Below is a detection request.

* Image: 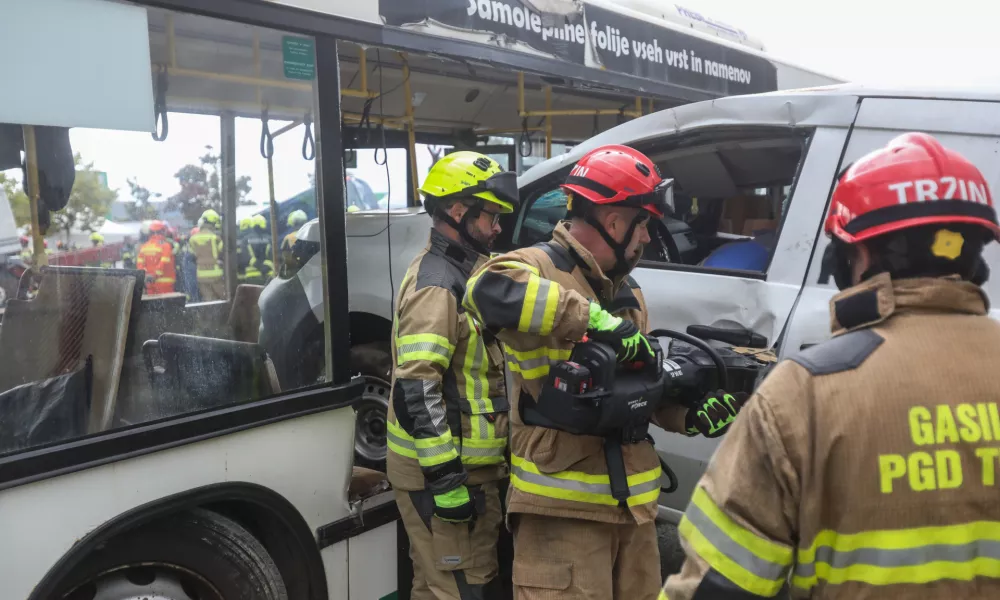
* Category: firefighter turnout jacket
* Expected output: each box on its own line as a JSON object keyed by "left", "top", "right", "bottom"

{"left": 386, "top": 229, "right": 509, "bottom": 494}
{"left": 463, "top": 222, "right": 687, "bottom": 525}
{"left": 137, "top": 234, "right": 176, "bottom": 293}
{"left": 662, "top": 273, "right": 1000, "bottom": 600}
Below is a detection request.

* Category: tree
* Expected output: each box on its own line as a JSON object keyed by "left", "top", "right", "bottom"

{"left": 167, "top": 145, "right": 252, "bottom": 224}
{"left": 50, "top": 154, "right": 118, "bottom": 240}
{"left": 0, "top": 172, "right": 29, "bottom": 227}
{"left": 126, "top": 178, "right": 161, "bottom": 221}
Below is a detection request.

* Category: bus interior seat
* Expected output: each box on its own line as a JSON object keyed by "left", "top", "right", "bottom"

{"left": 114, "top": 292, "right": 191, "bottom": 426}
{"left": 0, "top": 357, "right": 93, "bottom": 454}
{"left": 228, "top": 284, "right": 264, "bottom": 343}
{"left": 142, "top": 333, "right": 280, "bottom": 418}
{"left": 0, "top": 266, "right": 142, "bottom": 435}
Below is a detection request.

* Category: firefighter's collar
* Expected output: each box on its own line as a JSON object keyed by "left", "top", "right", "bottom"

{"left": 830, "top": 272, "right": 989, "bottom": 336}
{"left": 428, "top": 229, "right": 484, "bottom": 276}
{"left": 551, "top": 221, "right": 631, "bottom": 298}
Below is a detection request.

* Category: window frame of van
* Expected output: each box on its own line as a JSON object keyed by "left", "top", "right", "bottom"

{"left": 0, "top": 4, "right": 356, "bottom": 492}
{"left": 508, "top": 127, "right": 816, "bottom": 281}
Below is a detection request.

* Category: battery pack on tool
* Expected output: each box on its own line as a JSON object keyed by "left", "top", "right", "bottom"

{"left": 550, "top": 361, "right": 591, "bottom": 394}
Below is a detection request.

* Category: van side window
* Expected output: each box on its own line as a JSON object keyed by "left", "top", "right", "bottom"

{"left": 512, "top": 128, "right": 810, "bottom": 275}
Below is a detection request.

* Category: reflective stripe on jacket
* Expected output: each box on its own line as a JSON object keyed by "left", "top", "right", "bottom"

{"left": 663, "top": 274, "right": 1000, "bottom": 599}
{"left": 189, "top": 229, "right": 223, "bottom": 280}
{"left": 385, "top": 229, "right": 509, "bottom": 493}
{"left": 463, "top": 221, "right": 686, "bottom": 525}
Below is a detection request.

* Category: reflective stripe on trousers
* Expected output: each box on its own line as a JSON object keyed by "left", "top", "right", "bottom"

{"left": 678, "top": 486, "right": 792, "bottom": 596}
{"left": 509, "top": 453, "right": 661, "bottom": 508}
{"left": 794, "top": 521, "right": 1000, "bottom": 590}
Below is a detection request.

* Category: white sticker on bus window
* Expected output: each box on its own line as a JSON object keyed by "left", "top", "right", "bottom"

{"left": 0, "top": 0, "right": 153, "bottom": 132}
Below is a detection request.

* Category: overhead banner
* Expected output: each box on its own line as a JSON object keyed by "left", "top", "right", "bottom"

{"left": 380, "top": 0, "right": 587, "bottom": 65}
{"left": 379, "top": 0, "right": 777, "bottom": 97}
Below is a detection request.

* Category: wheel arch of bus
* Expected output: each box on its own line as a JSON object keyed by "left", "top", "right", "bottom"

{"left": 27, "top": 481, "right": 329, "bottom": 600}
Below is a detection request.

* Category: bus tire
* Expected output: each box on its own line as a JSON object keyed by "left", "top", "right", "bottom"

{"left": 57, "top": 508, "right": 288, "bottom": 600}
{"left": 351, "top": 341, "right": 392, "bottom": 472}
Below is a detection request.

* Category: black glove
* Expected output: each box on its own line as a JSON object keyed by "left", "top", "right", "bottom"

{"left": 685, "top": 390, "right": 748, "bottom": 438}
{"left": 433, "top": 485, "right": 475, "bottom": 523}
{"left": 587, "top": 303, "right": 655, "bottom": 365}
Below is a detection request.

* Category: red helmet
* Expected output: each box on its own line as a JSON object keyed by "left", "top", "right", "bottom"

{"left": 149, "top": 220, "right": 167, "bottom": 234}
{"left": 560, "top": 145, "right": 672, "bottom": 218}
{"left": 825, "top": 132, "right": 1000, "bottom": 244}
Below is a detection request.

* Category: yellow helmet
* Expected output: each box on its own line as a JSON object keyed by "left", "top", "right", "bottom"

{"left": 288, "top": 210, "right": 308, "bottom": 227}
{"left": 89, "top": 232, "right": 104, "bottom": 243}
{"left": 239, "top": 217, "right": 252, "bottom": 231}
{"left": 200, "top": 209, "right": 221, "bottom": 227}
{"left": 418, "top": 151, "right": 518, "bottom": 214}
{"left": 252, "top": 214, "right": 267, "bottom": 230}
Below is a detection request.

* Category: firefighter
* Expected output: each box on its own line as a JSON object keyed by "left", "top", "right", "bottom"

{"left": 463, "top": 145, "right": 746, "bottom": 600}
{"left": 189, "top": 209, "right": 225, "bottom": 301}
{"left": 89, "top": 232, "right": 104, "bottom": 248}
{"left": 121, "top": 236, "right": 137, "bottom": 269}
{"left": 280, "top": 209, "right": 308, "bottom": 278}
{"left": 661, "top": 132, "right": 1000, "bottom": 600}
{"left": 247, "top": 214, "right": 273, "bottom": 285}
{"left": 387, "top": 151, "right": 518, "bottom": 600}
{"left": 237, "top": 217, "right": 253, "bottom": 284}
{"left": 18, "top": 236, "right": 32, "bottom": 265}
{"left": 136, "top": 220, "right": 176, "bottom": 295}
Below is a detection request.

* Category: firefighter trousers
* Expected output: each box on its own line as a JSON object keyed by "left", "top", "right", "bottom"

{"left": 511, "top": 513, "right": 660, "bottom": 600}
{"left": 396, "top": 481, "right": 504, "bottom": 600}
{"left": 198, "top": 278, "right": 226, "bottom": 301}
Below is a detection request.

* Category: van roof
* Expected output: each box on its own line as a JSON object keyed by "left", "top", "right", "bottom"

{"left": 519, "top": 82, "right": 1000, "bottom": 186}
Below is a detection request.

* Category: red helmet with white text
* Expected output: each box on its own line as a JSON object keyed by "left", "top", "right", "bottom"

{"left": 561, "top": 144, "right": 673, "bottom": 218}
{"left": 825, "top": 132, "right": 1000, "bottom": 244}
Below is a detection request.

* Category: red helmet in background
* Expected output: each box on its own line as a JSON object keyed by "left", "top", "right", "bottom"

{"left": 149, "top": 220, "right": 167, "bottom": 234}
{"left": 560, "top": 144, "right": 673, "bottom": 218}
{"left": 825, "top": 132, "right": 1000, "bottom": 244}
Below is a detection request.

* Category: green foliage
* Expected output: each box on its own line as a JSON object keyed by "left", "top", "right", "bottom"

{"left": 0, "top": 171, "right": 30, "bottom": 227}
{"left": 126, "top": 178, "right": 161, "bottom": 221}
{"left": 167, "top": 145, "right": 252, "bottom": 224}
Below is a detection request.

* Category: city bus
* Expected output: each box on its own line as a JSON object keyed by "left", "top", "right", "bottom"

{"left": 0, "top": 0, "right": 841, "bottom": 598}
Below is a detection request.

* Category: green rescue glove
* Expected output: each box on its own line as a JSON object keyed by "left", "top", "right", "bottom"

{"left": 685, "top": 390, "right": 748, "bottom": 438}
{"left": 587, "top": 303, "right": 655, "bottom": 365}
{"left": 433, "top": 485, "right": 475, "bottom": 523}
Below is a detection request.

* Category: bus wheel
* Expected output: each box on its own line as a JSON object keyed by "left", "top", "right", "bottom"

{"left": 351, "top": 342, "right": 391, "bottom": 471}
{"left": 57, "top": 508, "right": 287, "bottom": 600}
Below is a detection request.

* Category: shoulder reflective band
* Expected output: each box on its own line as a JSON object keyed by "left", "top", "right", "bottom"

{"left": 793, "top": 521, "right": 1000, "bottom": 591}
{"left": 396, "top": 333, "right": 456, "bottom": 368}
{"left": 679, "top": 487, "right": 792, "bottom": 596}
{"left": 509, "top": 454, "right": 661, "bottom": 507}
{"left": 505, "top": 345, "right": 572, "bottom": 380}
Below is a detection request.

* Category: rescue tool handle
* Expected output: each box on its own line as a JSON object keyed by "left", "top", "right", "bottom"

{"left": 648, "top": 328, "right": 729, "bottom": 390}
{"left": 685, "top": 324, "right": 768, "bottom": 349}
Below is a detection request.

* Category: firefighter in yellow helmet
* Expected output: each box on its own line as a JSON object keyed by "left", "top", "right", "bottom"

{"left": 189, "top": 209, "right": 225, "bottom": 300}
{"left": 245, "top": 214, "right": 273, "bottom": 285}
{"left": 279, "top": 209, "right": 308, "bottom": 278}
{"left": 237, "top": 217, "right": 254, "bottom": 284}
{"left": 89, "top": 232, "right": 104, "bottom": 247}
{"left": 387, "top": 152, "right": 519, "bottom": 600}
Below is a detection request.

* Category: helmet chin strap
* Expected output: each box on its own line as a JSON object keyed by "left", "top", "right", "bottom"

{"left": 584, "top": 211, "right": 645, "bottom": 279}
{"left": 431, "top": 200, "right": 490, "bottom": 257}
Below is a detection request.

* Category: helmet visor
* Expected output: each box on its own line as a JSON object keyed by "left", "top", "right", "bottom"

{"left": 622, "top": 178, "right": 675, "bottom": 217}
{"left": 437, "top": 170, "right": 520, "bottom": 213}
